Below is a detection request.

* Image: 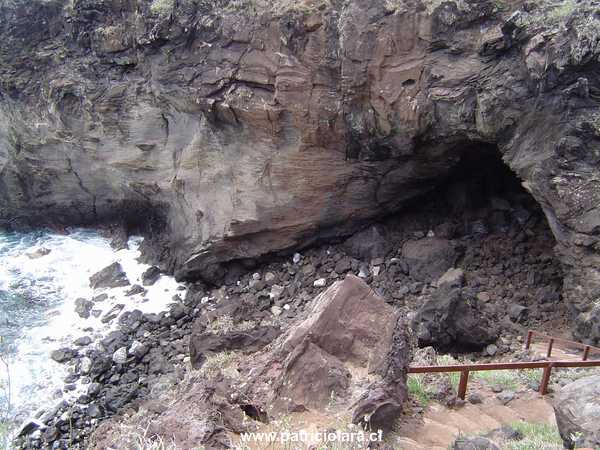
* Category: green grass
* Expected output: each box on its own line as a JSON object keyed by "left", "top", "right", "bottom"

{"left": 437, "top": 355, "right": 461, "bottom": 390}
{"left": 149, "top": 0, "right": 174, "bottom": 16}
{"left": 505, "top": 421, "right": 563, "bottom": 450}
{"left": 518, "top": 369, "right": 542, "bottom": 386}
{"left": 408, "top": 375, "right": 433, "bottom": 406}
{"left": 473, "top": 370, "right": 519, "bottom": 391}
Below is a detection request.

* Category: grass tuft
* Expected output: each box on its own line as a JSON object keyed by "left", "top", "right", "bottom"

{"left": 473, "top": 370, "right": 519, "bottom": 391}
{"left": 149, "top": 0, "right": 174, "bottom": 16}
{"left": 408, "top": 375, "right": 433, "bottom": 406}
{"left": 505, "top": 421, "right": 563, "bottom": 450}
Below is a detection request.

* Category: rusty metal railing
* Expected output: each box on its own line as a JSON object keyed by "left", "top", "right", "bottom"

{"left": 408, "top": 330, "right": 600, "bottom": 400}
{"left": 524, "top": 329, "right": 600, "bottom": 360}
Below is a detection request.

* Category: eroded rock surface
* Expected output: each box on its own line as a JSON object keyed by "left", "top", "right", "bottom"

{"left": 554, "top": 375, "right": 600, "bottom": 449}
{"left": 1, "top": 0, "right": 600, "bottom": 342}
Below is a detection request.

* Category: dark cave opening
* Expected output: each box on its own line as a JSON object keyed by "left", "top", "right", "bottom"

{"left": 388, "top": 143, "right": 566, "bottom": 352}
{"left": 410, "top": 143, "right": 541, "bottom": 228}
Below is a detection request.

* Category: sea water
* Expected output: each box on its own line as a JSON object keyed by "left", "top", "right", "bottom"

{"left": 0, "top": 228, "right": 185, "bottom": 443}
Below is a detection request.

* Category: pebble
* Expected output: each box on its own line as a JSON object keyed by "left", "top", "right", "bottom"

{"left": 477, "top": 292, "right": 491, "bottom": 302}
{"left": 485, "top": 344, "right": 498, "bottom": 356}
{"left": 80, "top": 357, "right": 92, "bottom": 375}
{"left": 112, "top": 347, "right": 128, "bottom": 365}
{"left": 270, "top": 285, "right": 285, "bottom": 299}
{"left": 313, "top": 278, "right": 327, "bottom": 287}
{"left": 497, "top": 391, "right": 516, "bottom": 405}
{"left": 468, "top": 392, "right": 483, "bottom": 404}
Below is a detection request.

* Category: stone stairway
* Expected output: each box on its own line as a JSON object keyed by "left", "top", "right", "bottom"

{"left": 396, "top": 394, "right": 556, "bottom": 450}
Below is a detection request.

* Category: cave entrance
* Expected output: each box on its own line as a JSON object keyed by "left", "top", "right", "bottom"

{"left": 396, "top": 143, "right": 565, "bottom": 351}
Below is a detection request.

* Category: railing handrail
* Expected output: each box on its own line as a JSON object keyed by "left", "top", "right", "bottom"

{"left": 407, "top": 330, "right": 600, "bottom": 399}
{"left": 408, "top": 359, "right": 600, "bottom": 373}
{"left": 525, "top": 330, "right": 600, "bottom": 359}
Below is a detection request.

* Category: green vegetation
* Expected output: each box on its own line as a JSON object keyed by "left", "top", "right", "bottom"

{"left": 473, "top": 370, "right": 519, "bottom": 391}
{"left": 437, "top": 354, "right": 461, "bottom": 390}
{"left": 149, "top": 0, "right": 175, "bottom": 16}
{"left": 408, "top": 375, "right": 433, "bottom": 406}
{"left": 198, "top": 351, "right": 239, "bottom": 380}
{"left": 544, "top": 0, "right": 577, "bottom": 23}
{"left": 223, "top": 0, "right": 330, "bottom": 16}
{"left": 518, "top": 368, "right": 541, "bottom": 386}
{"left": 206, "top": 315, "right": 256, "bottom": 334}
{"left": 505, "top": 421, "right": 563, "bottom": 450}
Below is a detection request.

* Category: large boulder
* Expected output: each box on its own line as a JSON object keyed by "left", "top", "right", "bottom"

{"left": 402, "top": 238, "right": 460, "bottom": 282}
{"left": 280, "top": 274, "right": 402, "bottom": 371}
{"left": 554, "top": 375, "right": 600, "bottom": 449}
{"left": 412, "top": 285, "right": 499, "bottom": 350}
{"left": 89, "top": 263, "right": 130, "bottom": 289}
{"left": 141, "top": 266, "right": 161, "bottom": 286}
{"left": 243, "top": 275, "right": 410, "bottom": 431}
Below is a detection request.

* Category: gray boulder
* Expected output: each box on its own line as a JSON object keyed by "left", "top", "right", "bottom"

{"left": 412, "top": 285, "right": 499, "bottom": 350}
{"left": 89, "top": 263, "right": 130, "bottom": 289}
{"left": 402, "top": 238, "right": 459, "bottom": 282}
{"left": 554, "top": 375, "right": 600, "bottom": 449}
{"left": 436, "top": 268, "right": 465, "bottom": 288}
{"left": 141, "top": 266, "right": 161, "bottom": 286}
{"left": 50, "top": 348, "right": 76, "bottom": 364}
{"left": 74, "top": 298, "right": 93, "bottom": 319}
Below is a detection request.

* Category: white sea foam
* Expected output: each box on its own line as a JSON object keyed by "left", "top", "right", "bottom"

{"left": 0, "top": 229, "right": 186, "bottom": 422}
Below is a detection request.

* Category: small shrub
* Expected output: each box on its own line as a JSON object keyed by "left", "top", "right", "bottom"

{"left": 199, "top": 351, "right": 239, "bottom": 380}
{"left": 149, "top": 0, "right": 174, "bottom": 16}
{"left": 207, "top": 315, "right": 256, "bottom": 334}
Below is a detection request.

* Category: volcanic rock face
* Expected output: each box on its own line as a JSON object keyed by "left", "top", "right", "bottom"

{"left": 1, "top": 0, "right": 600, "bottom": 340}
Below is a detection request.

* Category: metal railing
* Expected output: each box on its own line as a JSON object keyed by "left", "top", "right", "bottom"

{"left": 524, "top": 329, "right": 600, "bottom": 360}
{"left": 408, "top": 330, "right": 600, "bottom": 400}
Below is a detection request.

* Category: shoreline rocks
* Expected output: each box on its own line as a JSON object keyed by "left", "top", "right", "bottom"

{"left": 89, "top": 263, "right": 130, "bottom": 289}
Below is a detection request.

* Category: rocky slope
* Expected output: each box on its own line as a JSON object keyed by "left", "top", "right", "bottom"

{"left": 1, "top": 0, "right": 600, "bottom": 343}
{"left": 14, "top": 186, "right": 568, "bottom": 449}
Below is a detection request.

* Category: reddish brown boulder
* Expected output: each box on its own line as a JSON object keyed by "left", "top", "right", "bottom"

{"left": 243, "top": 275, "right": 410, "bottom": 430}
{"left": 281, "top": 274, "right": 400, "bottom": 371}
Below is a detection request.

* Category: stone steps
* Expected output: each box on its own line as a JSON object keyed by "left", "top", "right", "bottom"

{"left": 397, "top": 394, "right": 556, "bottom": 448}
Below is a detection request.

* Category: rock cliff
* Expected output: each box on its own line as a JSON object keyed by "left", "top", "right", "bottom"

{"left": 1, "top": 0, "right": 600, "bottom": 341}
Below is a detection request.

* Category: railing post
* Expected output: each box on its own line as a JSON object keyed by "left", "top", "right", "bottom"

{"left": 539, "top": 363, "right": 553, "bottom": 395}
{"left": 525, "top": 330, "right": 533, "bottom": 350}
{"left": 458, "top": 369, "right": 469, "bottom": 400}
{"left": 583, "top": 345, "right": 591, "bottom": 361}
{"left": 547, "top": 339, "right": 554, "bottom": 358}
